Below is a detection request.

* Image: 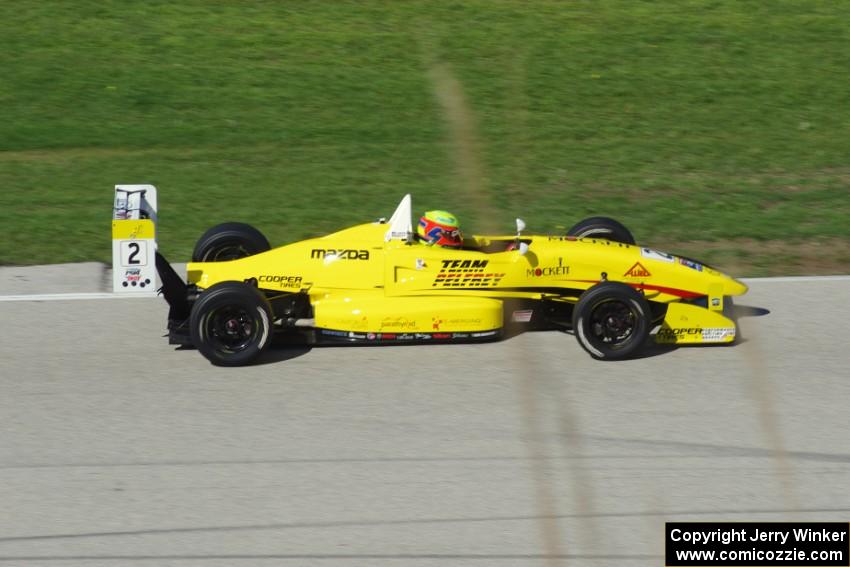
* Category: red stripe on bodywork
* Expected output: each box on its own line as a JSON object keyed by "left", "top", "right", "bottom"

{"left": 633, "top": 283, "right": 703, "bottom": 299}
{"left": 571, "top": 280, "right": 703, "bottom": 299}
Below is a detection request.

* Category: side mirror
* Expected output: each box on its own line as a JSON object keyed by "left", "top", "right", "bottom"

{"left": 515, "top": 219, "right": 528, "bottom": 255}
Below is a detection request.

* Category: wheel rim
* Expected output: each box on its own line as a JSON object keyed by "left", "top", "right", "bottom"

{"left": 587, "top": 298, "right": 639, "bottom": 348}
{"left": 203, "top": 305, "right": 258, "bottom": 354}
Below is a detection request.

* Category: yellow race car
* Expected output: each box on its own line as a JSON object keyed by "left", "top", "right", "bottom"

{"left": 154, "top": 195, "right": 747, "bottom": 365}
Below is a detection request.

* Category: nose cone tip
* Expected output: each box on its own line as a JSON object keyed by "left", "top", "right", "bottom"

{"left": 729, "top": 278, "right": 748, "bottom": 296}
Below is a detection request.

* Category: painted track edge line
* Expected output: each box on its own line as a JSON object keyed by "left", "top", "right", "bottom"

{"left": 740, "top": 275, "right": 850, "bottom": 283}
{"left": 0, "top": 292, "right": 156, "bottom": 302}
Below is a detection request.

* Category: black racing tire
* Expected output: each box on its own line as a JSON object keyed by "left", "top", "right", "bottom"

{"left": 191, "top": 222, "right": 271, "bottom": 262}
{"left": 189, "top": 281, "right": 273, "bottom": 366}
{"left": 567, "top": 216, "right": 635, "bottom": 245}
{"left": 572, "top": 282, "right": 650, "bottom": 360}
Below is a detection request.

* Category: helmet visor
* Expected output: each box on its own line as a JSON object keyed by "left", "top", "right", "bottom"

{"left": 438, "top": 227, "right": 463, "bottom": 246}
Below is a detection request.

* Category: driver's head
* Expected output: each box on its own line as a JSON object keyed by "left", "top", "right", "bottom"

{"left": 417, "top": 210, "right": 463, "bottom": 248}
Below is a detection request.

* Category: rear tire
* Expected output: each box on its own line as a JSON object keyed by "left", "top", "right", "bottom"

{"left": 567, "top": 217, "right": 635, "bottom": 245}
{"left": 572, "top": 282, "right": 650, "bottom": 360}
{"left": 192, "top": 222, "right": 271, "bottom": 262}
{"left": 190, "top": 282, "right": 273, "bottom": 366}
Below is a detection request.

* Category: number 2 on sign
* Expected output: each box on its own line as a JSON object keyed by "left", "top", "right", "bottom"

{"left": 120, "top": 240, "right": 147, "bottom": 267}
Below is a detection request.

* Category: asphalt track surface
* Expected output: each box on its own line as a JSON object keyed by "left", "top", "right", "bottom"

{"left": 1, "top": 272, "right": 849, "bottom": 566}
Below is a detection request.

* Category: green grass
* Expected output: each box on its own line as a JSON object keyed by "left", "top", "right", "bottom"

{"left": 1, "top": 1, "right": 849, "bottom": 275}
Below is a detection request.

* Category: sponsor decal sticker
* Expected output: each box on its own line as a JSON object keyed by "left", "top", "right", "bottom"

{"left": 656, "top": 327, "right": 735, "bottom": 342}
{"left": 702, "top": 327, "right": 735, "bottom": 342}
{"left": 527, "top": 257, "right": 570, "bottom": 277}
{"left": 348, "top": 332, "right": 366, "bottom": 339}
{"left": 337, "top": 316, "right": 369, "bottom": 330}
{"left": 657, "top": 327, "right": 702, "bottom": 339}
{"left": 415, "top": 333, "right": 432, "bottom": 340}
{"left": 397, "top": 333, "right": 414, "bottom": 340}
{"left": 320, "top": 329, "right": 348, "bottom": 337}
{"left": 678, "top": 258, "right": 703, "bottom": 272}
{"left": 433, "top": 333, "right": 451, "bottom": 339}
{"left": 452, "top": 333, "right": 470, "bottom": 339}
{"left": 528, "top": 266, "right": 570, "bottom": 277}
{"left": 311, "top": 248, "right": 370, "bottom": 260}
{"left": 367, "top": 333, "right": 376, "bottom": 340}
{"left": 641, "top": 248, "right": 675, "bottom": 263}
{"left": 471, "top": 330, "right": 498, "bottom": 338}
{"left": 378, "top": 333, "right": 396, "bottom": 340}
{"left": 380, "top": 317, "right": 416, "bottom": 330}
{"left": 447, "top": 317, "right": 482, "bottom": 325}
{"left": 624, "top": 262, "right": 651, "bottom": 278}
{"left": 122, "top": 268, "right": 151, "bottom": 288}
{"left": 511, "top": 309, "right": 534, "bottom": 323}
{"left": 258, "top": 275, "right": 303, "bottom": 288}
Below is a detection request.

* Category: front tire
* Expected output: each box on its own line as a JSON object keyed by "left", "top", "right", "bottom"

{"left": 192, "top": 222, "right": 271, "bottom": 262}
{"left": 190, "top": 282, "right": 273, "bottom": 366}
{"left": 567, "top": 217, "right": 635, "bottom": 245}
{"left": 572, "top": 282, "right": 650, "bottom": 360}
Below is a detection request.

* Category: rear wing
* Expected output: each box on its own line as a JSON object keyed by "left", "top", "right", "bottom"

{"left": 111, "top": 184, "right": 158, "bottom": 294}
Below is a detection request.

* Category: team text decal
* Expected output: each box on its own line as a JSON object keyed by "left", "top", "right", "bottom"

{"left": 433, "top": 259, "right": 505, "bottom": 288}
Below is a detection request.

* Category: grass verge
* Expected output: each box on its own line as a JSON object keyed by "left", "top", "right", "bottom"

{"left": 1, "top": 1, "right": 848, "bottom": 275}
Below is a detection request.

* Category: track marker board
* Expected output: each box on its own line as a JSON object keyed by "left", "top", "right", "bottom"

{"left": 112, "top": 185, "right": 158, "bottom": 294}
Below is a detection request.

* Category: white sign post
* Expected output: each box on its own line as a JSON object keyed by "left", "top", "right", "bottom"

{"left": 112, "top": 185, "right": 158, "bottom": 294}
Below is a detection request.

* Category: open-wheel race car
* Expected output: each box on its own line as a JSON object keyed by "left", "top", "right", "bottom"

{"left": 150, "top": 194, "right": 747, "bottom": 366}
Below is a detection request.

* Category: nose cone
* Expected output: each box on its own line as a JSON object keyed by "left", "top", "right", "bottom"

{"left": 703, "top": 264, "right": 748, "bottom": 296}
{"left": 725, "top": 276, "right": 748, "bottom": 296}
